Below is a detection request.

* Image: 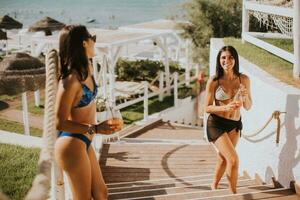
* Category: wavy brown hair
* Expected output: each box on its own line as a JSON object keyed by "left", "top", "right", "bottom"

{"left": 59, "top": 25, "right": 91, "bottom": 81}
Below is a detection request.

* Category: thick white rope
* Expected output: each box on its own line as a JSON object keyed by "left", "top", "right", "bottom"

{"left": 242, "top": 111, "right": 284, "bottom": 139}
{"left": 24, "top": 49, "right": 59, "bottom": 200}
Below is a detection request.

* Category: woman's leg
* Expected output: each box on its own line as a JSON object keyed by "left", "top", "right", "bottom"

{"left": 211, "top": 152, "right": 226, "bottom": 189}
{"left": 55, "top": 137, "right": 92, "bottom": 200}
{"left": 213, "top": 132, "right": 239, "bottom": 193}
{"left": 212, "top": 130, "right": 240, "bottom": 189}
{"left": 88, "top": 146, "right": 108, "bottom": 200}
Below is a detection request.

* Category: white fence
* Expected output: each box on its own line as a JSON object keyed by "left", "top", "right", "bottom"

{"left": 242, "top": 0, "right": 300, "bottom": 78}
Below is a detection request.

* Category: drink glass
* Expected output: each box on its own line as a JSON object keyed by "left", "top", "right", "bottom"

{"left": 106, "top": 106, "right": 124, "bottom": 130}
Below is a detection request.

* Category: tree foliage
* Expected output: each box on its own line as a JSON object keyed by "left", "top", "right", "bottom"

{"left": 181, "top": 0, "right": 266, "bottom": 66}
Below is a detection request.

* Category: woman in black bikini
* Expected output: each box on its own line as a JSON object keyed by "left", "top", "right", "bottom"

{"left": 54, "top": 25, "right": 122, "bottom": 200}
{"left": 204, "top": 46, "right": 252, "bottom": 193}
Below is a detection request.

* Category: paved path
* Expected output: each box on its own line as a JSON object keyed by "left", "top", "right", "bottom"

{"left": 0, "top": 109, "right": 43, "bottom": 129}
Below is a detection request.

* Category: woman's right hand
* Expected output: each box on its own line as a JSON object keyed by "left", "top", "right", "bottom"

{"left": 96, "top": 119, "right": 123, "bottom": 135}
{"left": 224, "top": 101, "right": 240, "bottom": 112}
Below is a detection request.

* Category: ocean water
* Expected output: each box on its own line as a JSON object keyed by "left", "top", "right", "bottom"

{"left": 0, "top": 0, "right": 186, "bottom": 29}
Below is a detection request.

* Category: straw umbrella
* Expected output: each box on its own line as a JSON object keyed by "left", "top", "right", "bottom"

{"left": 0, "top": 29, "right": 7, "bottom": 40}
{"left": 0, "top": 29, "right": 8, "bottom": 54}
{"left": 0, "top": 52, "right": 45, "bottom": 135}
{"left": 0, "top": 15, "right": 23, "bottom": 30}
{"left": 0, "top": 15, "right": 22, "bottom": 54}
{"left": 29, "top": 17, "right": 65, "bottom": 35}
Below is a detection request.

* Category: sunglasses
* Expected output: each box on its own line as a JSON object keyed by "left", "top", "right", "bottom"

{"left": 87, "top": 34, "right": 96, "bottom": 42}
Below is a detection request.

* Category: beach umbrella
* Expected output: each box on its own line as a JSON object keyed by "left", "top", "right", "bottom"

{"left": 0, "top": 52, "right": 45, "bottom": 136}
{"left": 29, "top": 17, "right": 65, "bottom": 34}
{"left": 0, "top": 52, "right": 45, "bottom": 95}
{"left": 0, "top": 15, "right": 23, "bottom": 30}
{"left": 0, "top": 29, "right": 8, "bottom": 40}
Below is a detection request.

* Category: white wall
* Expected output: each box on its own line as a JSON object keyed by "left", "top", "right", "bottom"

{"left": 210, "top": 38, "right": 300, "bottom": 187}
{"left": 160, "top": 97, "right": 199, "bottom": 126}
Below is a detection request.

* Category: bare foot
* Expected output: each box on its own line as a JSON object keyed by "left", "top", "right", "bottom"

{"left": 211, "top": 183, "right": 218, "bottom": 190}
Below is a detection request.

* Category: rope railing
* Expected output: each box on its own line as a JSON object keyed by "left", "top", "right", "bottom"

{"left": 24, "top": 49, "right": 59, "bottom": 199}
{"left": 242, "top": 110, "right": 286, "bottom": 144}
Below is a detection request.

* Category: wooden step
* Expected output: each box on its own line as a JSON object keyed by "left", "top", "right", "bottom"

{"left": 107, "top": 174, "right": 217, "bottom": 188}
{"left": 194, "top": 188, "right": 296, "bottom": 200}
{"left": 100, "top": 143, "right": 217, "bottom": 184}
{"left": 108, "top": 175, "right": 250, "bottom": 193}
{"left": 108, "top": 180, "right": 264, "bottom": 200}
{"left": 125, "top": 121, "right": 204, "bottom": 140}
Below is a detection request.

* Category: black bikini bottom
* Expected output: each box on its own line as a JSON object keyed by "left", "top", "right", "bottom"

{"left": 206, "top": 114, "right": 242, "bottom": 142}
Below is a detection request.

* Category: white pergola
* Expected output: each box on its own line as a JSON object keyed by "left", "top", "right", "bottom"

{"left": 89, "top": 27, "right": 184, "bottom": 106}
{"left": 119, "top": 19, "right": 192, "bottom": 84}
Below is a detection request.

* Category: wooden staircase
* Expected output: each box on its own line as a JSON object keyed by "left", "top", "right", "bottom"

{"left": 99, "top": 121, "right": 298, "bottom": 200}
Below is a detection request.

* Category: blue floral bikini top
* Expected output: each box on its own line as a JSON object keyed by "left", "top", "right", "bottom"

{"left": 74, "top": 76, "right": 98, "bottom": 108}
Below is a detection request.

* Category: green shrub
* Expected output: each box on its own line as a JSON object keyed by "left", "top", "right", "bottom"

{"left": 116, "top": 59, "right": 184, "bottom": 82}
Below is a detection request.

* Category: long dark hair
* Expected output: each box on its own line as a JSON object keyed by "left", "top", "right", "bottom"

{"left": 59, "top": 25, "right": 91, "bottom": 81}
{"left": 213, "top": 45, "right": 240, "bottom": 81}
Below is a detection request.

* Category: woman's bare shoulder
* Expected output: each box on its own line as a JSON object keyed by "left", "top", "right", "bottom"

{"left": 60, "top": 72, "right": 81, "bottom": 90}
{"left": 240, "top": 73, "right": 250, "bottom": 83}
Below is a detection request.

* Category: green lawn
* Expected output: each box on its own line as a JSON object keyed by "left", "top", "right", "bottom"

{"left": 0, "top": 94, "right": 19, "bottom": 102}
{"left": 261, "top": 38, "right": 293, "bottom": 53}
{"left": 16, "top": 97, "right": 45, "bottom": 116}
{"left": 121, "top": 95, "right": 174, "bottom": 124}
{"left": 0, "top": 144, "right": 40, "bottom": 200}
{"left": 0, "top": 118, "right": 43, "bottom": 137}
{"left": 121, "top": 85, "right": 194, "bottom": 124}
{"left": 224, "top": 37, "right": 300, "bottom": 89}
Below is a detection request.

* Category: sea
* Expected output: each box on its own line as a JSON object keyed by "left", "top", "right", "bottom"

{"left": 0, "top": 0, "right": 187, "bottom": 29}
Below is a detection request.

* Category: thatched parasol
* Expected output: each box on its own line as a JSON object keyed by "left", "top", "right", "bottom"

{"left": 0, "top": 29, "right": 7, "bottom": 40}
{"left": 28, "top": 17, "right": 65, "bottom": 34}
{"left": 0, "top": 53, "right": 45, "bottom": 95}
{"left": 0, "top": 15, "right": 23, "bottom": 30}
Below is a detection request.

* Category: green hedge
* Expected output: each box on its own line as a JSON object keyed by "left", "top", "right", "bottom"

{"left": 116, "top": 59, "right": 184, "bottom": 82}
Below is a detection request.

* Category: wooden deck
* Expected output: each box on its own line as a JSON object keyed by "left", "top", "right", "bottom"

{"left": 99, "top": 121, "right": 298, "bottom": 199}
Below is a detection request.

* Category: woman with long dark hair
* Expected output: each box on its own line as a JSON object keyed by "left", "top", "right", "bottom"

{"left": 54, "top": 25, "right": 122, "bottom": 199}
{"left": 204, "top": 46, "right": 252, "bottom": 193}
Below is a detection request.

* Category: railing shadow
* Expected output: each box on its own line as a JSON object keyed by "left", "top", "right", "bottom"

{"left": 278, "top": 94, "right": 300, "bottom": 186}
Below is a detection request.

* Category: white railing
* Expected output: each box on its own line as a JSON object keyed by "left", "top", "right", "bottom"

{"left": 113, "top": 72, "right": 188, "bottom": 120}
{"left": 242, "top": 0, "right": 300, "bottom": 78}
{"left": 96, "top": 71, "right": 194, "bottom": 144}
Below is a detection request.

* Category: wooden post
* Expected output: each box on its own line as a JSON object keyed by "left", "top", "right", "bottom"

{"left": 293, "top": 0, "right": 300, "bottom": 79}
{"left": 164, "top": 38, "right": 171, "bottom": 95}
{"left": 51, "top": 159, "right": 65, "bottom": 200}
{"left": 174, "top": 72, "right": 178, "bottom": 107}
{"left": 108, "top": 50, "right": 115, "bottom": 107}
{"left": 92, "top": 57, "right": 98, "bottom": 81}
{"left": 185, "top": 40, "right": 190, "bottom": 86}
{"left": 159, "top": 71, "right": 164, "bottom": 101}
{"left": 34, "top": 90, "right": 40, "bottom": 107}
{"left": 242, "top": 0, "right": 249, "bottom": 43}
{"left": 143, "top": 82, "right": 148, "bottom": 121}
{"left": 22, "top": 92, "right": 30, "bottom": 135}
